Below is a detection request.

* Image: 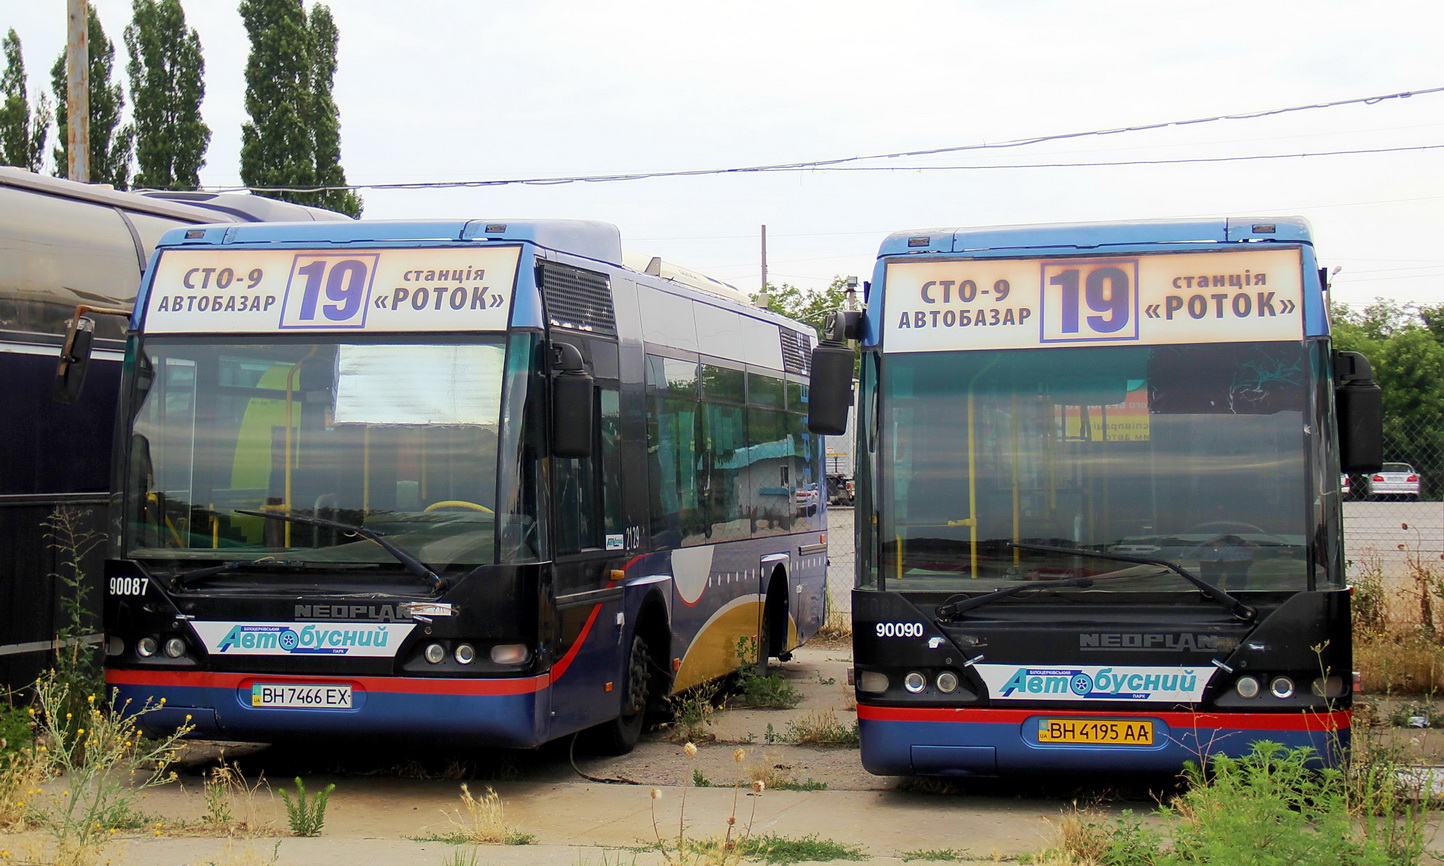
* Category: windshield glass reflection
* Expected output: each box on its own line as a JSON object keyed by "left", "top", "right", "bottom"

{"left": 876, "top": 342, "right": 1312, "bottom": 593}
{"left": 126, "top": 336, "right": 525, "bottom": 572}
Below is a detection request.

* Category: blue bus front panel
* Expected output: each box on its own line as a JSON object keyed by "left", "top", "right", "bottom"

{"left": 857, "top": 705, "right": 1350, "bottom": 776}
{"left": 851, "top": 589, "right": 1353, "bottom": 776}
{"left": 107, "top": 668, "right": 551, "bottom": 747}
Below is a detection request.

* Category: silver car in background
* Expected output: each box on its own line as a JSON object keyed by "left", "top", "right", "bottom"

{"left": 1364, "top": 462, "right": 1421, "bottom": 500}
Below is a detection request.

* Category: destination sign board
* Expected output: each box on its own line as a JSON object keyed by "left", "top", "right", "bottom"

{"left": 882, "top": 248, "right": 1304, "bottom": 352}
{"left": 143, "top": 245, "right": 521, "bottom": 333}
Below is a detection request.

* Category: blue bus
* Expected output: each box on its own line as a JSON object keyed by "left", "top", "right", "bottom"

{"left": 0, "top": 167, "right": 343, "bottom": 690}
{"left": 83, "top": 218, "right": 827, "bottom": 751}
{"left": 808, "top": 217, "right": 1381, "bottom": 775}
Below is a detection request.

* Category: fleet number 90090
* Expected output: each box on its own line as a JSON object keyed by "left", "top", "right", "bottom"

{"left": 876, "top": 622, "right": 924, "bottom": 638}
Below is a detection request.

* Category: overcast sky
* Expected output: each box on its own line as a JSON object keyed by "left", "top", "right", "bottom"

{"left": 8, "top": 1, "right": 1442, "bottom": 309}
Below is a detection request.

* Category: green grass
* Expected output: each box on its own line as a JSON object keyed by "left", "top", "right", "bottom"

{"left": 899, "top": 850, "right": 968, "bottom": 862}
{"left": 736, "top": 833, "right": 868, "bottom": 864}
{"left": 768, "top": 778, "right": 827, "bottom": 791}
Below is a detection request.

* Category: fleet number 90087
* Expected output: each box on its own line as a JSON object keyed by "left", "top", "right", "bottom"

{"left": 109, "top": 577, "right": 149, "bottom": 596}
{"left": 876, "top": 622, "right": 924, "bottom": 638}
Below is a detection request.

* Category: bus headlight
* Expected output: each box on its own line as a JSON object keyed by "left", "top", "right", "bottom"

{"left": 163, "top": 637, "right": 187, "bottom": 659}
{"left": 935, "top": 671, "right": 960, "bottom": 693}
{"left": 1311, "top": 676, "right": 1346, "bottom": 698}
{"left": 1270, "top": 676, "right": 1295, "bottom": 699}
{"left": 857, "top": 671, "right": 888, "bottom": 693}
{"left": 136, "top": 636, "right": 158, "bottom": 658}
{"left": 903, "top": 671, "right": 927, "bottom": 693}
{"left": 1234, "top": 675, "right": 1260, "bottom": 699}
{"left": 105, "top": 636, "right": 124, "bottom": 657}
{"left": 454, "top": 643, "right": 476, "bottom": 665}
{"left": 424, "top": 643, "right": 446, "bottom": 664}
{"left": 490, "top": 644, "right": 530, "bottom": 665}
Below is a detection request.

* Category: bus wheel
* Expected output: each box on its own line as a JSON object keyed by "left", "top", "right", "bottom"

{"left": 756, "top": 578, "right": 786, "bottom": 677}
{"left": 592, "top": 633, "right": 653, "bottom": 755}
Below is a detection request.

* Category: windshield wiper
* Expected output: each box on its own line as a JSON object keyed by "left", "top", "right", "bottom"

{"left": 1004, "top": 542, "right": 1256, "bottom": 622}
{"left": 937, "top": 574, "right": 1101, "bottom": 619}
{"left": 235, "top": 510, "right": 445, "bottom": 592}
{"left": 170, "top": 558, "right": 379, "bottom": 589}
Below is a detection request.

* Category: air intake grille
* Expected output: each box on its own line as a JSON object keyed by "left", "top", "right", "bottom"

{"left": 538, "top": 261, "right": 616, "bottom": 336}
{"left": 780, "top": 329, "right": 812, "bottom": 374}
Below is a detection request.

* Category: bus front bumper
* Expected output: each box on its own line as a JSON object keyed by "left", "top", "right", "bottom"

{"left": 856, "top": 705, "right": 1351, "bottom": 776}
{"left": 105, "top": 668, "right": 551, "bottom": 748}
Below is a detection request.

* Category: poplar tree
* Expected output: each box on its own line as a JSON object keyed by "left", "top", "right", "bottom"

{"left": 239, "top": 0, "right": 361, "bottom": 217}
{"left": 125, "top": 0, "right": 210, "bottom": 190}
{"left": 51, "top": 7, "right": 133, "bottom": 188}
{"left": 0, "top": 29, "right": 50, "bottom": 172}
{"left": 306, "top": 5, "right": 361, "bottom": 216}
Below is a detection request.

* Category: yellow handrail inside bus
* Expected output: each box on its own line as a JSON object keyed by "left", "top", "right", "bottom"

{"left": 282, "top": 348, "right": 319, "bottom": 546}
{"left": 963, "top": 359, "right": 997, "bottom": 578}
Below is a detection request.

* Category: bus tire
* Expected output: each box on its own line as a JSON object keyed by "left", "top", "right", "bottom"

{"left": 591, "top": 633, "right": 654, "bottom": 755}
{"left": 756, "top": 574, "right": 788, "bottom": 677}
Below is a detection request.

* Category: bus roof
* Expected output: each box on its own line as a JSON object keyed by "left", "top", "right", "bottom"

{"left": 162, "top": 219, "right": 750, "bottom": 301}
{"left": 877, "top": 216, "right": 1312, "bottom": 258}
{"left": 0, "top": 166, "right": 347, "bottom": 224}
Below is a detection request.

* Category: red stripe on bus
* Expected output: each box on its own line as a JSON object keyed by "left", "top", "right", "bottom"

{"left": 106, "top": 668, "right": 550, "bottom": 696}
{"left": 856, "top": 704, "right": 1351, "bottom": 732}
{"left": 550, "top": 603, "right": 603, "bottom": 684}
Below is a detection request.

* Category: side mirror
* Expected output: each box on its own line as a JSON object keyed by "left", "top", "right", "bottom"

{"left": 1334, "top": 350, "right": 1382, "bottom": 473}
{"left": 808, "top": 310, "right": 861, "bottom": 435}
{"left": 54, "top": 316, "right": 97, "bottom": 404}
{"left": 551, "top": 342, "right": 594, "bottom": 459}
{"left": 808, "top": 343, "right": 854, "bottom": 435}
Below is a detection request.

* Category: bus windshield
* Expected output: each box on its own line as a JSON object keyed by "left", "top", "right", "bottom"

{"left": 876, "top": 340, "right": 1314, "bottom": 593}
{"left": 124, "top": 335, "right": 528, "bottom": 573}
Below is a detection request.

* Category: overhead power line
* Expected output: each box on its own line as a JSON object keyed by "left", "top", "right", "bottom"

{"left": 204, "top": 85, "right": 1444, "bottom": 195}
{"left": 807, "top": 143, "right": 1444, "bottom": 172}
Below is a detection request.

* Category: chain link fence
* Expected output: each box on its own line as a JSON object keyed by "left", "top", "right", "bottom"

{"left": 1345, "top": 415, "right": 1444, "bottom": 626}
{"left": 825, "top": 506, "right": 856, "bottom": 627}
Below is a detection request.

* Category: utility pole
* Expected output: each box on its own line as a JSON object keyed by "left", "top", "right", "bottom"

{"left": 66, "top": 0, "right": 90, "bottom": 182}
{"left": 757, "top": 224, "right": 769, "bottom": 308}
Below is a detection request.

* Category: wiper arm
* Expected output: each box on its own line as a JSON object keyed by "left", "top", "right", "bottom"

{"left": 1008, "top": 542, "right": 1256, "bottom": 623}
{"left": 171, "top": 558, "right": 379, "bottom": 589}
{"left": 172, "top": 557, "right": 299, "bottom": 588}
{"left": 937, "top": 574, "right": 1098, "bottom": 619}
{"left": 235, "top": 510, "right": 445, "bottom": 592}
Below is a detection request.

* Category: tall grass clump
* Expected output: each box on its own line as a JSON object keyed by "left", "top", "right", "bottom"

{"left": 732, "top": 638, "right": 802, "bottom": 709}
{"left": 1040, "top": 742, "right": 1430, "bottom": 865}
{"left": 13, "top": 673, "right": 192, "bottom": 866}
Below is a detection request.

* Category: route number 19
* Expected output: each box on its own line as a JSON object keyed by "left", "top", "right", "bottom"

{"left": 279, "top": 253, "right": 379, "bottom": 329}
{"left": 1040, "top": 259, "right": 1139, "bottom": 343}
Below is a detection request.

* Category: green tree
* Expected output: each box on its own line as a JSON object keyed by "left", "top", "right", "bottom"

{"left": 50, "top": 7, "right": 133, "bottom": 188}
{"left": 751, "top": 276, "right": 857, "bottom": 338}
{"left": 1332, "top": 298, "right": 1444, "bottom": 497}
{"left": 239, "top": 0, "right": 361, "bottom": 217}
{"left": 125, "top": 0, "right": 209, "bottom": 190}
{"left": 0, "top": 28, "right": 50, "bottom": 172}
{"left": 305, "top": 5, "right": 360, "bottom": 216}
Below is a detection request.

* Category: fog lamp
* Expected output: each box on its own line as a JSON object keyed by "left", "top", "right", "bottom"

{"left": 490, "top": 643, "right": 530, "bottom": 665}
{"left": 1234, "top": 675, "right": 1260, "bottom": 699}
{"left": 1270, "top": 676, "right": 1296, "bottom": 699}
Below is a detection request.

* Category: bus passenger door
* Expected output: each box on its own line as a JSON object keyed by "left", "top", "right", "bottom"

{"left": 548, "top": 357, "right": 631, "bottom": 736}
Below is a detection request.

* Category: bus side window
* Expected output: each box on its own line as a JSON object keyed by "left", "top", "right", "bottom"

{"left": 554, "top": 384, "right": 620, "bottom": 556}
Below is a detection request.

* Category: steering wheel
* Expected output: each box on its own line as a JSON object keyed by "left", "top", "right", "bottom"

{"left": 424, "top": 500, "right": 493, "bottom": 514}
